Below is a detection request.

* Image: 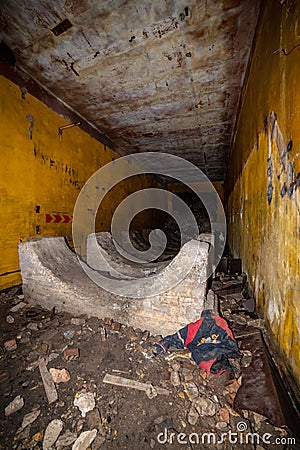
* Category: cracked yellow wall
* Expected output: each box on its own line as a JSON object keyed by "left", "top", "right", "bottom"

{"left": 0, "top": 76, "right": 155, "bottom": 290}
{"left": 227, "top": 0, "right": 300, "bottom": 386}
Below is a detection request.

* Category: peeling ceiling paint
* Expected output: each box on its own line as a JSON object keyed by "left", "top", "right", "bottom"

{"left": 0, "top": 0, "right": 261, "bottom": 180}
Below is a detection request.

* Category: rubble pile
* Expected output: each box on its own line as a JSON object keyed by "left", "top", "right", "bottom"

{"left": 0, "top": 279, "right": 295, "bottom": 449}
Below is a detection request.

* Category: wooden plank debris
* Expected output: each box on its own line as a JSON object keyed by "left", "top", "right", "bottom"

{"left": 103, "top": 373, "right": 170, "bottom": 396}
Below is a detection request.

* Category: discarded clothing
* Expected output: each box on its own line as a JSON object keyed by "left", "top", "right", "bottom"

{"left": 153, "top": 310, "right": 241, "bottom": 375}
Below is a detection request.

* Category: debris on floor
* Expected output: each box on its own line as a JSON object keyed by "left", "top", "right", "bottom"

{"left": 0, "top": 279, "right": 297, "bottom": 449}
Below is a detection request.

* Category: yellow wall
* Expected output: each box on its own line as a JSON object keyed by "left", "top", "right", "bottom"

{"left": 226, "top": 0, "right": 300, "bottom": 387}
{"left": 0, "top": 75, "right": 155, "bottom": 290}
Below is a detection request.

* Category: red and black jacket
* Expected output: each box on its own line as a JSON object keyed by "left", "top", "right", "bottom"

{"left": 155, "top": 310, "right": 241, "bottom": 375}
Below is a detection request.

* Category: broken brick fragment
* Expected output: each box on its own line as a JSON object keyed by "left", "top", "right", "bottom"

{"left": 218, "top": 407, "right": 230, "bottom": 424}
{"left": 63, "top": 347, "right": 79, "bottom": 360}
{"left": 4, "top": 339, "right": 17, "bottom": 351}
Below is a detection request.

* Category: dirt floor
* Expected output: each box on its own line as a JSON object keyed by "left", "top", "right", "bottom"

{"left": 0, "top": 275, "right": 297, "bottom": 450}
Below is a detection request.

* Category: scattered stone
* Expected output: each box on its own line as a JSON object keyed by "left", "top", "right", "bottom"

{"left": 49, "top": 368, "right": 70, "bottom": 383}
{"left": 76, "top": 419, "right": 85, "bottom": 433}
{"left": 145, "top": 384, "right": 158, "bottom": 399}
{"left": 187, "top": 406, "right": 199, "bottom": 425}
{"left": 43, "top": 419, "right": 64, "bottom": 449}
{"left": 10, "top": 301, "right": 27, "bottom": 312}
{"left": 247, "top": 318, "right": 265, "bottom": 329}
{"left": 99, "top": 327, "right": 107, "bottom": 342}
{"left": 218, "top": 407, "right": 230, "bottom": 424}
{"left": 27, "top": 322, "right": 39, "bottom": 331}
{"left": 64, "top": 347, "right": 79, "bottom": 360}
{"left": 56, "top": 430, "right": 77, "bottom": 449}
{"left": 5, "top": 395, "right": 24, "bottom": 416}
{"left": 72, "top": 429, "right": 97, "bottom": 450}
{"left": 71, "top": 318, "right": 85, "bottom": 326}
{"left": 226, "top": 392, "right": 236, "bottom": 406}
{"left": 111, "top": 321, "right": 121, "bottom": 332}
{"left": 6, "top": 315, "right": 15, "bottom": 323}
{"left": 91, "top": 435, "right": 106, "bottom": 449}
{"left": 216, "top": 421, "right": 228, "bottom": 430}
{"left": 171, "top": 361, "right": 181, "bottom": 371}
{"left": 38, "top": 357, "right": 58, "bottom": 404}
{"left": 193, "top": 397, "right": 216, "bottom": 417}
{"left": 170, "top": 370, "right": 180, "bottom": 387}
{"left": 4, "top": 339, "right": 17, "bottom": 351}
{"left": 35, "top": 343, "right": 49, "bottom": 354}
{"left": 103, "top": 317, "right": 113, "bottom": 326}
{"left": 182, "top": 368, "right": 194, "bottom": 382}
{"left": 17, "top": 294, "right": 25, "bottom": 300}
{"left": 142, "top": 330, "right": 150, "bottom": 341}
{"left": 184, "top": 382, "right": 198, "bottom": 400}
{"left": 20, "top": 409, "right": 41, "bottom": 430}
{"left": 16, "top": 425, "right": 31, "bottom": 441}
{"left": 74, "top": 392, "right": 95, "bottom": 417}
{"left": 86, "top": 408, "right": 101, "bottom": 429}
{"left": 153, "top": 416, "right": 164, "bottom": 425}
{"left": 241, "top": 350, "right": 252, "bottom": 367}
{"left": 223, "top": 378, "right": 241, "bottom": 395}
{"left": 249, "top": 411, "right": 268, "bottom": 430}
{"left": 20, "top": 335, "right": 31, "bottom": 345}
{"left": 150, "top": 438, "right": 156, "bottom": 449}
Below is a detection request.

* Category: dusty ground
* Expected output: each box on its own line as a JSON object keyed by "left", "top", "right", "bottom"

{"left": 0, "top": 278, "right": 295, "bottom": 450}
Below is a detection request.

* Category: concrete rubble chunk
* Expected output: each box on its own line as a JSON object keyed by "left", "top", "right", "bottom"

{"left": 56, "top": 430, "right": 77, "bottom": 449}
{"left": 71, "top": 318, "right": 86, "bottom": 326}
{"left": 4, "top": 395, "right": 24, "bottom": 416}
{"left": 74, "top": 392, "right": 95, "bottom": 417}
{"left": 18, "top": 235, "right": 210, "bottom": 336}
{"left": 42, "top": 418, "right": 64, "bottom": 449}
{"left": 193, "top": 397, "right": 216, "bottom": 417}
{"left": 4, "top": 339, "right": 17, "bottom": 351}
{"left": 10, "top": 301, "right": 27, "bottom": 312}
{"left": 86, "top": 408, "right": 101, "bottom": 429}
{"left": 170, "top": 370, "right": 181, "bottom": 387}
{"left": 145, "top": 384, "right": 158, "bottom": 399}
{"left": 72, "top": 429, "right": 97, "bottom": 450}
{"left": 20, "top": 409, "right": 41, "bottom": 430}
{"left": 184, "top": 382, "right": 198, "bottom": 400}
{"left": 187, "top": 406, "right": 199, "bottom": 425}
{"left": 38, "top": 357, "right": 58, "bottom": 404}
{"left": 49, "top": 368, "right": 70, "bottom": 383}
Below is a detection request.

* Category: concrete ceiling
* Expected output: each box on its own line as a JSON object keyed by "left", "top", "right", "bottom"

{"left": 0, "top": 0, "right": 260, "bottom": 181}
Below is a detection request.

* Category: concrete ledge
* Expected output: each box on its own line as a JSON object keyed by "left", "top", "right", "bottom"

{"left": 19, "top": 235, "right": 210, "bottom": 335}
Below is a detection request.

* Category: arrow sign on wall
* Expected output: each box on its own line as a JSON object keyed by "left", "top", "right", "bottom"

{"left": 46, "top": 213, "right": 72, "bottom": 224}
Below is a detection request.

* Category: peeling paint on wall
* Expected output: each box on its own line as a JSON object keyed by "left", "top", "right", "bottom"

{"left": 226, "top": 0, "right": 300, "bottom": 389}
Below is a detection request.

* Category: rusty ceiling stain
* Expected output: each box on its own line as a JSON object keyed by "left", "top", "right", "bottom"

{"left": 0, "top": 0, "right": 261, "bottom": 180}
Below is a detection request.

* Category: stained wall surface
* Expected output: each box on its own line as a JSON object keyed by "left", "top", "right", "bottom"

{"left": 226, "top": 0, "right": 300, "bottom": 387}
{"left": 0, "top": 75, "right": 155, "bottom": 289}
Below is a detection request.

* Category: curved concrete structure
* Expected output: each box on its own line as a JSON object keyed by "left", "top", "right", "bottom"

{"left": 19, "top": 234, "right": 211, "bottom": 335}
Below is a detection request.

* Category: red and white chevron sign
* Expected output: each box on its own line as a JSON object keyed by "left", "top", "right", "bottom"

{"left": 45, "top": 213, "right": 72, "bottom": 224}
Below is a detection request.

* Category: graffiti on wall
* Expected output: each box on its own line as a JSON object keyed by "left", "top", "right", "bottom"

{"left": 267, "top": 112, "right": 300, "bottom": 215}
